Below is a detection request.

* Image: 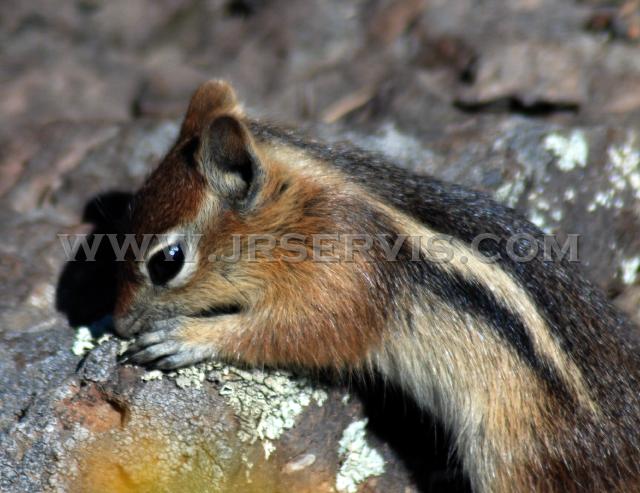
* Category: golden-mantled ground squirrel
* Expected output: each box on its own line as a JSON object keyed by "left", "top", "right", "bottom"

{"left": 116, "top": 80, "right": 640, "bottom": 492}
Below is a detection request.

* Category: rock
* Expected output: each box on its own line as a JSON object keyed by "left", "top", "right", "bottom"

{"left": 2, "top": 335, "right": 411, "bottom": 493}
{"left": 455, "top": 42, "right": 587, "bottom": 111}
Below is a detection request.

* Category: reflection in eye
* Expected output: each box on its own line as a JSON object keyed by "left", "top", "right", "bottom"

{"left": 146, "top": 243, "right": 185, "bottom": 286}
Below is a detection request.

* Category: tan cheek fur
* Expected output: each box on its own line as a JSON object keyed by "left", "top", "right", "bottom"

{"left": 183, "top": 159, "right": 388, "bottom": 368}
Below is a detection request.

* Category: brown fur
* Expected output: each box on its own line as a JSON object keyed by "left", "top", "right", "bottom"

{"left": 115, "top": 80, "right": 640, "bottom": 492}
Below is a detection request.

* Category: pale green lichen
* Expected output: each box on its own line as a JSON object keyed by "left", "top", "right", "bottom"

{"left": 620, "top": 257, "right": 640, "bottom": 285}
{"left": 588, "top": 133, "right": 640, "bottom": 213}
{"left": 208, "top": 364, "right": 328, "bottom": 460}
{"left": 121, "top": 358, "right": 330, "bottom": 481}
{"left": 124, "top": 349, "right": 330, "bottom": 463}
{"left": 262, "top": 440, "right": 277, "bottom": 460}
{"left": 550, "top": 209, "right": 563, "bottom": 222}
{"left": 536, "top": 198, "right": 551, "bottom": 211}
{"left": 96, "top": 333, "right": 112, "bottom": 345}
{"left": 608, "top": 133, "right": 640, "bottom": 201}
{"left": 528, "top": 210, "right": 545, "bottom": 228}
{"left": 529, "top": 198, "right": 556, "bottom": 231}
{"left": 172, "top": 364, "right": 214, "bottom": 389}
{"left": 587, "top": 189, "right": 616, "bottom": 212}
{"left": 140, "top": 370, "right": 164, "bottom": 382}
{"left": 563, "top": 188, "right": 576, "bottom": 202}
{"left": 71, "top": 327, "right": 95, "bottom": 356}
{"left": 138, "top": 362, "right": 216, "bottom": 388}
{"left": 544, "top": 130, "right": 589, "bottom": 172}
{"left": 524, "top": 187, "right": 561, "bottom": 234}
{"left": 72, "top": 328, "right": 112, "bottom": 356}
{"left": 493, "top": 167, "right": 527, "bottom": 209}
{"left": 135, "top": 362, "right": 332, "bottom": 464}
{"left": 335, "top": 419, "right": 385, "bottom": 493}
{"left": 117, "top": 339, "right": 132, "bottom": 356}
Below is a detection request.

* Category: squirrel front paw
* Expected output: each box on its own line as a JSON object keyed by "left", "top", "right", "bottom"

{"left": 120, "top": 317, "right": 217, "bottom": 370}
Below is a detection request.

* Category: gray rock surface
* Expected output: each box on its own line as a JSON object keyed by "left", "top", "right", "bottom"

{"left": 2, "top": 0, "right": 640, "bottom": 492}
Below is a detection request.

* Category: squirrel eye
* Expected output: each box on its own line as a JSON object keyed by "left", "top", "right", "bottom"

{"left": 147, "top": 243, "right": 185, "bottom": 286}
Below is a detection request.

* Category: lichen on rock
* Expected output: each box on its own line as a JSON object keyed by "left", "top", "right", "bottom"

{"left": 544, "top": 130, "right": 589, "bottom": 172}
{"left": 335, "top": 419, "right": 385, "bottom": 493}
{"left": 71, "top": 327, "right": 96, "bottom": 356}
{"left": 206, "top": 364, "right": 328, "bottom": 460}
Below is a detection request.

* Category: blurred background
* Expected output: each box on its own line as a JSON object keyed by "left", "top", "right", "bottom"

{"left": 2, "top": 1, "right": 640, "bottom": 492}
{"left": 3, "top": 0, "right": 640, "bottom": 135}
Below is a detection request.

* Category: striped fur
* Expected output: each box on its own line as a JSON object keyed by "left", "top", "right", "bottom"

{"left": 115, "top": 81, "right": 640, "bottom": 492}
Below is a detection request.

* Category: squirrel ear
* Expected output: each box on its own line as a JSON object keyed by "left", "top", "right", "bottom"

{"left": 180, "top": 80, "right": 243, "bottom": 138}
{"left": 199, "top": 115, "right": 262, "bottom": 204}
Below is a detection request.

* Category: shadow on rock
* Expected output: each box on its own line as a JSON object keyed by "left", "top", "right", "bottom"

{"left": 355, "top": 377, "right": 471, "bottom": 493}
{"left": 56, "top": 191, "right": 133, "bottom": 328}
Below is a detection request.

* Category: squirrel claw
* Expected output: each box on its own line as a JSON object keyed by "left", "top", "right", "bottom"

{"left": 119, "top": 318, "right": 215, "bottom": 369}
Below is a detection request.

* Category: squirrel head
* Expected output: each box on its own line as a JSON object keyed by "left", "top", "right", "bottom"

{"left": 111, "top": 81, "right": 404, "bottom": 369}
{"left": 113, "top": 80, "right": 272, "bottom": 337}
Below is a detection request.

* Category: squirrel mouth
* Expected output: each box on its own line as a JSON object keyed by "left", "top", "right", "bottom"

{"left": 114, "top": 304, "right": 241, "bottom": 339}
{"left": 193, "top": 304, "right": 242, "bottom": 318}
